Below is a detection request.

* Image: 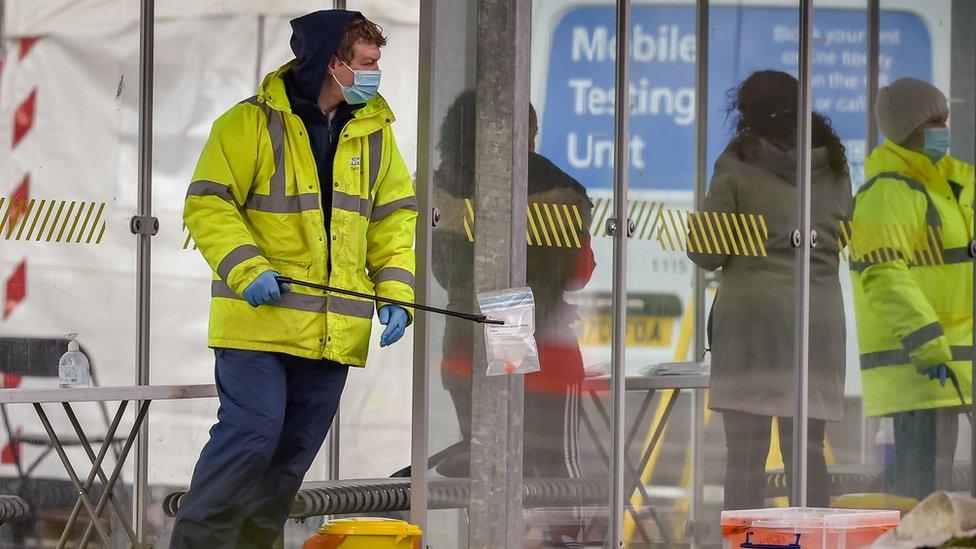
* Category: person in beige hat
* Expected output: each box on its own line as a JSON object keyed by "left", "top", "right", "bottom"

{"left": 851, "top": 77, "right": 974, "bottom": 500}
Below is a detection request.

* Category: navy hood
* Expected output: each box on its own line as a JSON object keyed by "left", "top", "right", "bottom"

{"left": 288, "top": 9, "right": 362, "bottom": 103}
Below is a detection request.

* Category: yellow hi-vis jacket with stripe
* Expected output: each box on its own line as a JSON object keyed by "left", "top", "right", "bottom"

{"left": 184, "top": 62, "right": 417, "bottom": 367}
{"left": 851, "top": 138, "right": 974, "bottom": 416}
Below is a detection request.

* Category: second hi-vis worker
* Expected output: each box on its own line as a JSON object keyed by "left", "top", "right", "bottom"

{"left": 851, "top": 77, "right": 974, "bottom": 501}
{"left": 172, "top": 11, "right": 417, "bottom": 547}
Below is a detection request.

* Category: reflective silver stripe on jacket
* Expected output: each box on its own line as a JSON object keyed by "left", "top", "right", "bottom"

{"left": 371, "top": 196, "right": 419, "bottom": 222}
{"left": 241, "top": 96, "right": 289, "bottom": 210}
{"left": 368, "top": 129, "right": 383, "bottom": 195}
{"left": 860, "top": 345, "right": 973, "bottom": 370}
{"left": 187, "top": 180, "right": 236, "bottom": 204}
{"left": 216, "top": 244, "right": 262, "bottom": 282}
{"left": 211, "top": 280, "right": 328, "bottom": 313}
{"left": 244, "top": 193, "right": 320, "bottom": 213}
{"left": 328, "top": 295, "right": 375, "bottom": 319}
{"left": 857, "top": 171, "right": 942, "bottom": 228}
{"left": 900, "top": 322, "right": 944, "bottom": 352}
{"left": 375, "top": 267, "right": 416, "bottom": 289}
{"left": 333, "top": 191, "right": 372, "bottom": 217}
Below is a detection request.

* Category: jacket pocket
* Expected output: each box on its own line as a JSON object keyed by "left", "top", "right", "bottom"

{"left": 267, "top": 256, "right": 312, "bottom": 280}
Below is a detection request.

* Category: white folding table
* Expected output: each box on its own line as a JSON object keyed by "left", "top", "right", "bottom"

{"left": 0, "top": 384, "right": 217, "bottom": 548}
{"left": 580, "top": 373, "right": 710, "bottom": 546}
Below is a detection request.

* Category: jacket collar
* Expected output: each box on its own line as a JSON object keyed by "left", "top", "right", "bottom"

{"left": 868, "top": 139, "right": 946, "bottom": 190}
{"left": 258, "top": 61, "right": 396, "bottom": 137}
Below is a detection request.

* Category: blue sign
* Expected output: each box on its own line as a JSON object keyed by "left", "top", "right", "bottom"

{"left": 539, "top": 6, "right": 932, "bottom": 190}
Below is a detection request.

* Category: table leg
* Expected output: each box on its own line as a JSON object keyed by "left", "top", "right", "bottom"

{"left": 625, "top": 390, "right": 656, "bottom": 455}
{"left": 61, "top": 402, "right": 137, "bottom": 543}
{"left": 632, "top": 390, "right": 681, "bottom": 489}
{"left": 31, "top": 403, "right": 113, "bottom": 546}
{"left": 585, "top": 389, "right": 665, "bottom": 546}
{"left": 57, "top": 401, "right": 129, "bottom": 549}
{"left": 78, "top": 400, "right": 151, "bottom": 548}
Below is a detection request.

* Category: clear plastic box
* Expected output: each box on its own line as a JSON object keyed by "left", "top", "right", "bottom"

{"left": 721, "top": 507, "right": 900, "bottom": 549}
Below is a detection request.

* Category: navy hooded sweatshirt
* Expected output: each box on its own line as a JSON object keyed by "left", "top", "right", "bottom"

{"left": 284, "top": 10, "right": 365, "bottom": 238}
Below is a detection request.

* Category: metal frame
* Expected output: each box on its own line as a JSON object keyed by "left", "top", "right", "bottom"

{"left": 690, "top": 1, "right": 709, "bottom": 543}
{"left": 792, "top": 0, "right": 814, "bottom": 507}
{"left": 411, "top": 0, "right": 435, "bottom": 538}
{"left": 610, "top": 0, "right": 632, "bottom": 545}
{"left": 0, "top": 0, "right": 6, "bottom": 59}
{"left": 866, "top": 0, "right": 880, "bottom": 153}
{"left": 55, "top": 0, "right": 963, "bottom": 541}
{"left": 134, "top": 0, "right": 155, "bottom": 543}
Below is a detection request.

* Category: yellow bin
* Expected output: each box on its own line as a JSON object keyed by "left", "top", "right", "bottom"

{"left": 303, "top": 517, "right": 422, "bottom": 549}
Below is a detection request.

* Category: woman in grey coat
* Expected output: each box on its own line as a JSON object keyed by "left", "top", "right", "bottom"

{"left": 689, "top": 70, "right": 852, "bottom": 509}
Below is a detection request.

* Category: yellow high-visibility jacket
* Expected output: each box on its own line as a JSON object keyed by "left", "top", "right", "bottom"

{"left": 851, "top": 139, "right": 974, "bottom": 416}
{"left": 184, "top": 62, "right": 417, "bottom": 366}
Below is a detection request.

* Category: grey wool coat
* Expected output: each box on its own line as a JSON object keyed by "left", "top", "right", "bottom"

{"left": 689, "top": 139, "right": 853, "bottom": 420}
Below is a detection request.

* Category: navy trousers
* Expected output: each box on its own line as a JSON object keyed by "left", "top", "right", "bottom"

{"left": 887, "top": 407, "right": 959, "bottom": 500}
{"left": 170, "top": 349, "right": 349, "bottom": 548}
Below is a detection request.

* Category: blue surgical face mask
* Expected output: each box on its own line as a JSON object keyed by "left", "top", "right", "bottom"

{"left": 333, "top": 61, "right": 381, "bottom": 105}
{"left": 923, "top": 127, "right": 950, "bottom": 163}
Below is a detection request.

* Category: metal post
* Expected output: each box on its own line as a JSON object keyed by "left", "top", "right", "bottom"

{"left": 860, "top": 0, "right": 880, "bottom": 468}
{"left": 334, "top": 0, "right": 347, "bottom": 9}
{"left": 255, "top": 15, "right": 265, "bottom": 92}
{"left": 792, "top": 0, "right": 813, "bottom": 508}
{"left": 866, "top": 0, "right": 880, "bottom": 153}
{"left": 0, "top": 0, "right": 6, "bottom": 59}
{"left": 468, "top": 0, "right": 530, "bottom": 546}
{"left": 610, "top": 0, "right": 631, "bottom": 545}
{"left": 327, "top": 411, "right": 340, "bottom": 480}
{"left": 690, "top": 0, "right": 709, "bottom": 543}
{"left": 960, "top": 0, "right": 976, "bottom": 498}
{"left": 411, "top": 0, "right": 435, "bottom": 538}
{"left": 693, "top": 0, "right": 709, "bottom": 362}
{"left": 950, "top": 0, "right": 976, "bottom": 165}
{"left": 135, "top": 0, "right": 154, "bottom": 544}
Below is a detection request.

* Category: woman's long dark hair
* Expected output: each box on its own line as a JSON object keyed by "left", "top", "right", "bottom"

{"left": 727, "top": 70, "right": 848, "bottom": 176}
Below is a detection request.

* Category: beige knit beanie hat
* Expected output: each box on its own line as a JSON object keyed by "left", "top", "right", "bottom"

{"left": 875, "top": 78, "right": 948, "bottom": 144}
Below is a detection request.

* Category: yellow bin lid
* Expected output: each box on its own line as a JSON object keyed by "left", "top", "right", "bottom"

{"left": 320, "top": 518, "right": 422, "bottom": 539}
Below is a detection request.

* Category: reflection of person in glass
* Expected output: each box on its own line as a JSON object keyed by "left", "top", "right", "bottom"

{"left": 851, "top": 78, "right": 974, "bottom": 501}
{"left": 432, "top": 90, "right": 595, "bottom": 511}
{"left": 688, "top": 71, "right": 852, "bottom": 509}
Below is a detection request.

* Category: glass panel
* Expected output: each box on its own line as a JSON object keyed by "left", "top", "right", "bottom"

{"left": 625, "top": 1, "right": 802, "bottom": 544}
{"left": 147, "top": 4, "right": 263, "bottom": 544}
{"left": 336, "top": 0, "right": 417, "bottom": 487}
{"left": 425, "top": 0, "right": 616, "bottom": 545}
{"left": 528, "top": 2, "right": 615, "bottom": 545}
{"left": 828, "top": 0, "right": 974, "bottom": 516}
{"left": 425, "top": 1, "right": 478, "bottom": 543}
{"left": 0, "top": 9, "right": 138, "bottom": 546}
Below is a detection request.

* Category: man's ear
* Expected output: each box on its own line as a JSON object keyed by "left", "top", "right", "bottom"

{"left": 327, "top": 55, "right": 340, "bottom": 76}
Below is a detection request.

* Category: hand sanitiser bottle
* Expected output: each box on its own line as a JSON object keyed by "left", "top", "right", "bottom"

{"left": 58, "top": 334, "right": 91, "bottom": 388}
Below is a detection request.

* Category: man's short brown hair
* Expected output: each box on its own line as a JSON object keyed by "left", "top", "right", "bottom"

{"left": 337, "top": 15, "right": 387, "bottom": 61}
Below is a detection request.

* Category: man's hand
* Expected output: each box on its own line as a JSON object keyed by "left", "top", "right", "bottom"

{"left": 922, "top": 364, "right": 948, "bottom": 387}
{"left": 378, "top": 305, "right": 409, "bottom": 347}
{"left": 243, "top": 270, "right": 290, "bottom": 307}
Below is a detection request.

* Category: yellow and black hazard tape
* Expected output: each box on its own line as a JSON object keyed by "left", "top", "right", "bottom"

{"left": 0, "top": 197, "right": 107, "bottom": 244}
{"left": 463, "top": 198, "right": 590, "bottom": 248}
{"left": 839, "top": 220, "right": 958, "bottom": 268}
{"left": 655, "top": 208, "right": 769, "bottom": 257}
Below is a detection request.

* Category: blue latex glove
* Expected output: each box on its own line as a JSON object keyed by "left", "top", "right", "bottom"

{"left": 378, "top": 305, "right": 409, "bottom": 347}
{"left": 243, "top": 270, "right": 290, "bottom": 307}
{"left": 923, "top": 364, "right": 948, "bottom": 387}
